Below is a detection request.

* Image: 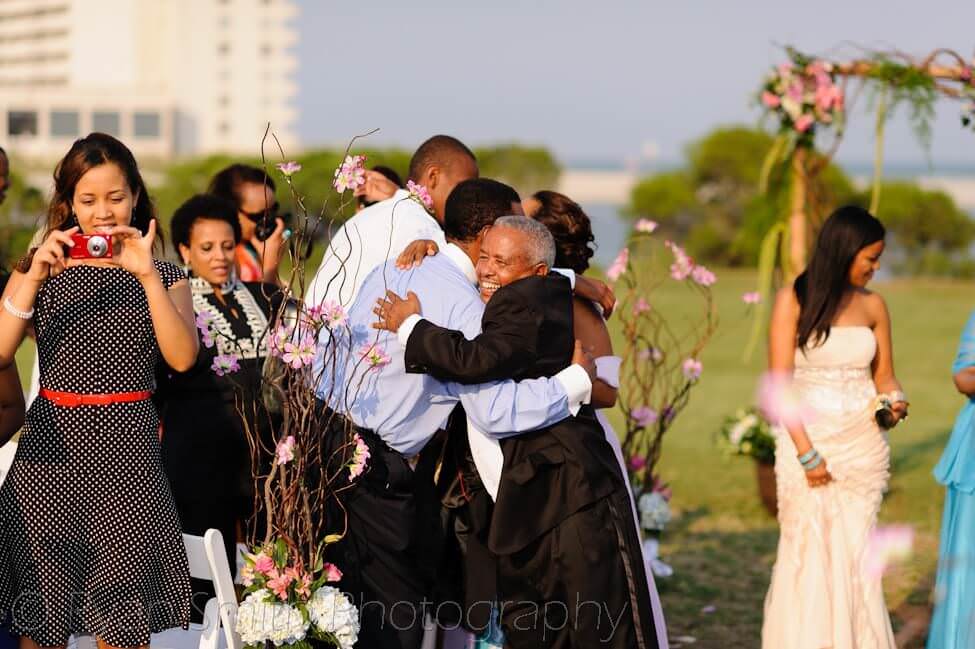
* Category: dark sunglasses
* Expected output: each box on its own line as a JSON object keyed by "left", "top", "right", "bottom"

{"left": 241, "top": 202, "right": 280, "bottom": 222}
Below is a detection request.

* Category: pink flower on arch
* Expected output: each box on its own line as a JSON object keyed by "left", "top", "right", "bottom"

{"left": 761, "top": 91, "right": 781, "bottom": 108}
{"left": 633, "top": 297, "right": 651, "bottom": 315}
{"left": 742, "top": 291, "right": 761, "bottom": 305}
{"left": 794, "top": 114, "right": 815, "bottom": 133}
{"left": 606, "top": 247, "right": 629, "bottom": 282}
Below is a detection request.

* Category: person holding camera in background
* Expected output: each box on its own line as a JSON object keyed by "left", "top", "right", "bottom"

{"left": 0, "top": 133, "right": 197, "bottom": 649}
{"left": 208, "top": 164, "right": 288, "bottom": 285}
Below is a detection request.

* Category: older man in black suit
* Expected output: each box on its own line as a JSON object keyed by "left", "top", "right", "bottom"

{"left": 375, "top": 216, "right": 658, "bottom": 648}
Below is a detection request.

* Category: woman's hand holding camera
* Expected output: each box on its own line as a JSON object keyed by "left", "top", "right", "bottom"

{"left": 28, "top": 227, "right": 79, "bottom": 282}
{"left": 108, "top": 220, "right": 158, "bottom": 281}
{"left": 259, "top": 217, "right": 288, "bottom": 269}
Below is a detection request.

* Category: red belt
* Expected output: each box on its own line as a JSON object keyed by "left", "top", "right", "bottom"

{"left": 39, "top": 388, "right": 153, "bottom": 408}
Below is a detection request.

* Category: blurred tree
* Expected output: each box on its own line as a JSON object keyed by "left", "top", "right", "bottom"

{"left": 473, "top": 144, "right": 561, "bottom": 197}
{"left": 0, "top": 168, "right": 46, "bottom": 269}
{"left": 851, "top": 181, "right": 975, "bottom": 276}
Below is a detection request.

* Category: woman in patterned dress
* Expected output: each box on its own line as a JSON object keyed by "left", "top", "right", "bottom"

{"left": 0, "top": 133, "right": 198, "bottom": 649}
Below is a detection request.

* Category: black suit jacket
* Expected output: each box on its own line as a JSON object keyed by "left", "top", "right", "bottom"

{"left": 404, "top": 274, "right": 623, "bottom": 555}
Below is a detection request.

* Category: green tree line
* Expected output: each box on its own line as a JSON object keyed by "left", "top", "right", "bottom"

{"left": 625, "top": 126, "right": 975, "bottom": 277}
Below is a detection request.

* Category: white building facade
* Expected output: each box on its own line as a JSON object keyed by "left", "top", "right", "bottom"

{"left": 0, "top": 0, "right": 299, "bottom": 160}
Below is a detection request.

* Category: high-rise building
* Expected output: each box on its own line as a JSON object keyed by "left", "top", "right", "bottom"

{"left": 0, "top": 0, "right": 299, "bottom": 160}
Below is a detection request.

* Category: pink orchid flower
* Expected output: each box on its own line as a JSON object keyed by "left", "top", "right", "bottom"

{"left": 606, "top": 247, "right": 629, "bottom": 282}
{"left": 631, "top": 406, "right": 658, "bottom": 428}
{"left": 407, "top": 180, "right": 434, "bottom": 210}
{"left": 276, "top": 436, "right": 296, "bottom": 465}
{"left": 211, "top": 354, "right": 240, "bottom": 377}
{"left": 682, "top": 358, "right": 703, "bottom": 381}
{"left": 275, "top": 161, "right": 302, "bottom": 177}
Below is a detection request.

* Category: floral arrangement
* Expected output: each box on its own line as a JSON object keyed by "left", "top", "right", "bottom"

{"left": 612, "top": 220, "right": 717, "bottom": 481}
{"left": 190, "top": 130, "right": 420, "bottom": 648}
{"left": 610, "top": 218, "right": 718, "bottom": 555}
{"left": 717, "top": 407, "right": 776, "bottom": 465}
{"left": 758, "top": 50, "right": 845, "bottom": 145}
{"left": 236, "top": 540, "right": 358, "bottom": 649}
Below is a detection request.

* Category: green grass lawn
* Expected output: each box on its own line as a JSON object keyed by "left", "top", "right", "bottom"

{"left": 11, "top": 266, "right": 971, "bottom": 647}
{"left": 598, "top": 268, "right": 971, "bottom": 648}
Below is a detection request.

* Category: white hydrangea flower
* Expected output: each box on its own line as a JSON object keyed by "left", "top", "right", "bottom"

{"left": 638, "top": 492, "right": 672, "bottom": 531}
{"left": 308, "top": 586, "right": 360, "bottom": 649}
{"left": 729, "top": 414, "right": 757, "bottom": 446}
{"left": 236, "top": 589, "right": 308, "bottom": 646}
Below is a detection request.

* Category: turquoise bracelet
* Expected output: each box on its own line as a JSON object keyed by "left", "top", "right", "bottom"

{"left": 798, "top": 448, "right": 818, "bottom": 465}
{"left": 803, "top": 454, "right": 823, "bottom": 471}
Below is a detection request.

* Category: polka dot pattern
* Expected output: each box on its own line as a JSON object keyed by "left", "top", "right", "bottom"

{"left": 0, "top": 260, "right": 192, "bottom": 647}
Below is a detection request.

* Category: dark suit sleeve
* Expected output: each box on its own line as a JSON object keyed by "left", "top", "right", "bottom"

{"left": 403, "top": 288, "right": 543, "bottom": 384}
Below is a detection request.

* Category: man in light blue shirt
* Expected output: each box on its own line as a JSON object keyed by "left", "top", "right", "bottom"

{"left": 314, "top": 178, "right": 591, "bottom": 649}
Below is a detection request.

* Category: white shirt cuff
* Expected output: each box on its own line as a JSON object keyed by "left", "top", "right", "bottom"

{"left": 396, "top": 313, "right": 424, "bottom": 347}
{"left": 594, "top": 355, "right": 622, "bottom": 389}
{"left": 552, "top": 267, "right": 576, "bottom": 289}
{"left": 555, "top": 363, "right": 592, "bottom": 416}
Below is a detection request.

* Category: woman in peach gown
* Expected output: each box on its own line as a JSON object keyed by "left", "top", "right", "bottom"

{"left": 762, "top": 206, "right": 907, "bottom": 649}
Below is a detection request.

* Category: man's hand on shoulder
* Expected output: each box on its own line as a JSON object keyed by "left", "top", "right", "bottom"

{"left": 396, "top": 239, "right": 439, "bottom": 269}
{"left": 373, "top": 290, "right": 422, "bottom": 332}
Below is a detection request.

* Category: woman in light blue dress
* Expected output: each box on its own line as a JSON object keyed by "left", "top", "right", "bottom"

{"left": 928, "top": 310, "right": 975, "bottom": 648}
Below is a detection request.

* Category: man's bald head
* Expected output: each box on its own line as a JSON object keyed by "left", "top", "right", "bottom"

{"left": 408, "top": 135, "right": 478, "bottom": 224}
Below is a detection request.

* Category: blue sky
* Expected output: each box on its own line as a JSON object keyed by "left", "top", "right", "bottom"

{"left": 295, "top": 1, "right": 975, "bottom": 168}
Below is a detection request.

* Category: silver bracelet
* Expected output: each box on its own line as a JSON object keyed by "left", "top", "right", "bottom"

{"left": 887, "top": 390, "right": 908, "bottom": 404}
{"left": 3, "top": 296, "right": 34, "bottom": 320}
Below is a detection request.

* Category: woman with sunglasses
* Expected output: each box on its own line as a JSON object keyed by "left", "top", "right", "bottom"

{"left": 208, "top": 164, "right": 287, "bottom": 284}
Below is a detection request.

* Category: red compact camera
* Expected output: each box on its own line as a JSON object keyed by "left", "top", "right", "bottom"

{"left": 69, "top": 233, "right": 113, "bottom": 259}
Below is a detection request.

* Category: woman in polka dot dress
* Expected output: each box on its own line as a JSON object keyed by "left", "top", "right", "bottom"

{"left": 0, "top": 133, "right": 198, "bottom": 649}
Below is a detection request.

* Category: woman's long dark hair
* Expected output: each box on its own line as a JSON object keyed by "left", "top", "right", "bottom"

{"left": 17, "top": 132, "right": 159, "bottom": 271}
{"left": 794, "top": 205, "right": 885, "bottom": 350}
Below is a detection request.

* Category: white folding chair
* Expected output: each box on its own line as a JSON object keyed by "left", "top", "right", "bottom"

{"left": 151, "top": 529, "right": 242, "bottom": 649}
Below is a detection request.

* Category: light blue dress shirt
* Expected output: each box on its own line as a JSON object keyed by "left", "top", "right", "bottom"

{"left": 314, "top": 244, "right": 578, "bottom": 457}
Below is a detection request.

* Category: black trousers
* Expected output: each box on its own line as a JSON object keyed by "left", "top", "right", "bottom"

{"left": 496, "top": 488, "right": 659, "bottom": 649}
{"left": 320, "top": 408, "right": 438, "bottom": 649}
